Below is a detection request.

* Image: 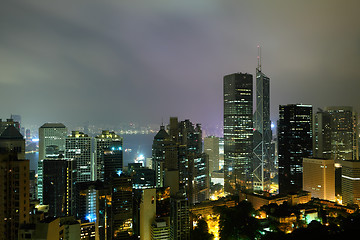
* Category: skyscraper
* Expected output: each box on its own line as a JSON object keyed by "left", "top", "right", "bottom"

{"left": 223, "top": 73, "right": 253, "bottom": 193}
{"left": 326, "top": 107, "right": 357, "bottom": 161}
{"left": 0, "top": 126, "right": 30, "bottom": 240}
{"left": 253, "top": 56, "right": 272, "bottom": 192}
{"left": 65, "top": 131, "right": 92, "bottom": 182}
{"left": 278, "top": 104, "right": 312, "bottom": 194}
{"left": 39, "top": 123, "right": 67, "bottom": 160}
{"left": 204, "top": 136, "right": 220, "bottom": 175}
{"left": 95, "top": 130, "right": 123, "bottom": 181}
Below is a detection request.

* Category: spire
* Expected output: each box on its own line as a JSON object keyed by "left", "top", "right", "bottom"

{"left": 257, "top": 45, "right": 262, "bottom": 71}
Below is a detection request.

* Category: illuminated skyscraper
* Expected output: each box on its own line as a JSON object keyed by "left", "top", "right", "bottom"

{"left": 223, "top": 73, "right": 253, "bottom": 193}
{"left": 39, "top": 123, "right": 67, "bottom": 160}
{"left": 327, "top": 107, "right": 357, "bottom": 161}
{"left": 65, "top": 131, "right": 92, "bottom": 182}
{"left": 95, "top": 130, "right": 123, "bottom": 181}
{"left": 278, "top": 104, "right": 312, "bottom": 194}
{"left": 253, "top": 54, "right": 272, "bottom": 192}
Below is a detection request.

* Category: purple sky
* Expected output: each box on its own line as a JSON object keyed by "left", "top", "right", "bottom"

{"left": 1, "top": 0, "right": 360, "bottom": 135}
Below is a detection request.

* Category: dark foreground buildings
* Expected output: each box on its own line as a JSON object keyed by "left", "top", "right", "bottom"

{"left": 278, "top": 104, "right": 312, "bottom": 194}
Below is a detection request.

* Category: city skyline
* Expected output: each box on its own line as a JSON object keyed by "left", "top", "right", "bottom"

{"left": 2, "top": 1, "right": 360, "bottom": 130}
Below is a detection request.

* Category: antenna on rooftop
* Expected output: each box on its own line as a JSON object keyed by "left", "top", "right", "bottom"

{"left": 257, "top": 45, "right": 262, "bottom": 71}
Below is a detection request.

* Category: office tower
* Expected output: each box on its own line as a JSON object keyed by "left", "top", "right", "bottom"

{"left": 65, "top": 131, "right": 92, "bottom": 182}
{"left": 204, "top": 136, "right": 220, "bottom": 175}
{"left": 170, "top": 194, "right": 190, "bottom": 240}
{"left": 111, "top": 174, "right": 133, "bottom": 239}
{"left": 95, "top": 130, "right": 123, "bottom": 181}
{"left": 313, "top": 109, "right": 332, "bottom": 159}
{"left": 176, "top": 119, "right": 209, "bottom": 203}
{"left": 151, "top": 218, "right": 171, "bottom": 240}
{"left": 0, "top": 118, "right": 20, "bottom": 134}
{"left": 0, "top": 126, "right": 29, "bottom": 240}
{"left": 39, "top": 123, "right": 67, "bottom": 160}
{"left": 327, "top": 107, "right": 357, "bottom": 161}
{"left": 42, "top": 158, "right": 76, "bottom": 217}
{"left": 313, "top": 107, "right": 358, "bottom": 161}
{"left": 278, "top": 104, "right": 313, "bottom": 194}
{"left": 341, "top": 160, "right": 360, "bottom": 205}
{"left": 302, "top": 158, "right": 335, "bottom": 201}
{"left": 223, "top": 73, "right": 253, "bottom": 193}
{"left": 152, "top": 125, "right": 177, "bottom": 188}
{"left": 140, "top": 189, "right": 156, "bottom": 240}
{"left": 253, "top": 58, "right": 272, "bottom": 192}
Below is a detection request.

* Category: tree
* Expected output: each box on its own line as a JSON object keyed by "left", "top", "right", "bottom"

{"left": 216, "top": 200, "right": 261, "bottom": 240}
{"left": 191, "top": 219, "right": 214, "bottom": 240}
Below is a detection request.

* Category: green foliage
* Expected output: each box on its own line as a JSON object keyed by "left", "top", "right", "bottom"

{"left": 191, "top": 219, "right": 214, "bottom": 240}
{"left": 216, "top": 200, "right": 261, "bottom": 240}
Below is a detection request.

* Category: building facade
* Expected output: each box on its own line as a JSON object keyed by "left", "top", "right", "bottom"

{"left": 224, "top": 73, "right": 253, "bottom": 193}
{"left": 278, "top": 104, "right": 312, "bottom": 194}
{"left": 65, "top": 131, "right": 92, "bottom": 182}
{"left": 302, "top": 158, "right": 335, "bottom": 201}
{"left": 95, "top": 130, "right": 123, "bottom": 181}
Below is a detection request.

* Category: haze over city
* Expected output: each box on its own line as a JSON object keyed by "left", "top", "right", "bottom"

{"left": 2, "top": 0, "right": 360, "bottom": 132}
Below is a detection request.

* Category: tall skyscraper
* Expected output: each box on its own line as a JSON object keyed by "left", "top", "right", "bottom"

{"left": 95, "top": 130, "right": 123, "bottom": 181}
{"left": 327, "top": 107, "right": 357, "bottom": 161}
{"left": 0, "top": 126, "right": 30, "bottom": 240}
{"left": 65, "top": 131, "right": 92, "bottom": 182}
{"left": 253, "top": 54, "right": 272, "bottom": 192}
{"left": 302, "top": 158, "right": 335, "bottom": 201}
{"left": 223, "top": 73, "right": 253, "bottom": 193}
{"left": 278, "top": 104, "right": 313, "bottom": 194}
{"left": 39, "top": 123, "right": 67, "bottom": 161}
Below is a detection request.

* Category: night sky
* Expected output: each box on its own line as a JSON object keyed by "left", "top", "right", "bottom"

{"left": 1, "top": 0, "right": 360, "bottom": 134}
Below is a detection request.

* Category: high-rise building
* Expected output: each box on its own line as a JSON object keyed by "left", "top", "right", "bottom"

{"left": 170, "top": 194, "right": 190, "bottom": 240}
{"left": 39, "top": 123, "right": 67, "bottom": 160}
{"left": 341, "top": 160, "right": 360, "bottom": 205}
{"left": 313, "top": 107, "right": 358, "bottom": 161}
{"left": 278, "top": 104, "right": 313, "bottom": 194}
{"left": 110, "top": 175, "right": 133, "bottom": 239}
{"left": 95, "top": 130, "right": 123, "bottom": 181}
{"left": 176, "top": 119, "right": 209, "bottom": 203}
{"left": 253, "top": 59, "right": 272, "bottom": 192}
{"left": 223, "top": 73, "right": 253, "bottom": 193}
{"left": 42, "top": 158, "right": 76, "bottom": 217}
{"left": 152, "top": 125, "right": 176, "bottom": 188}
{"left": 0, "top": 126, "right": 30, "bottom": 240}
{"left": 204, "top": 136, "right": 220, "bottom": 175}
{"left": 65, "top": 131, "right": 92, "bottom": 182}
{"left": 302, "top": 158, "right": 335, "bottom": 201}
